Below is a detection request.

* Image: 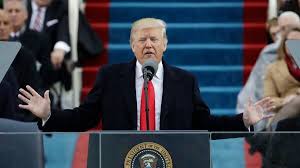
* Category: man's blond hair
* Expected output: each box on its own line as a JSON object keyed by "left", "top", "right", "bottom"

{"left": 130, "top": 18, "right": 168, "bottom": 45}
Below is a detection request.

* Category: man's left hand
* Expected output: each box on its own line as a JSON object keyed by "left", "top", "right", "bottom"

{"left": 243, "top": 97, "right": 275, "bottom": 128}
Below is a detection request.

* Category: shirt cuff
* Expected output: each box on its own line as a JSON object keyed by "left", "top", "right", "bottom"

{"left": 54, "top": 41, "right": 71, "bottom": 53}
{"left": 42, "top": 113, "right": 51, "bottom": 126}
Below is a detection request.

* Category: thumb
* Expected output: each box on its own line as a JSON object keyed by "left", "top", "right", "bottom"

{"left": 44, "top": 90, "right": 50, "bottom": 101}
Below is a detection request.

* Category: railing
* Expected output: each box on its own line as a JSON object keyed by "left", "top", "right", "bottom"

{"left": 68, "top": 0, "right": 82, "bottom": 107}
{"left": 268, "top": 0, "right": 278, "bottom": 19}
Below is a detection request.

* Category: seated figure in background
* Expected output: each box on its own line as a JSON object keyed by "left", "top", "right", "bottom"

{"left": 264, "top": 27, "right": 300, "bottom": 129}
{"left": 236, "top": 11, "right": 300, "bottom": 130}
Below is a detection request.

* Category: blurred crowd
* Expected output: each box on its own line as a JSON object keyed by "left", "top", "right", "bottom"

{"left": 237, "top": 0, "right": 300, "bottom": 131}
{"left": 237, "top": 0, "right": 300, "bottom": 167}
{"left": 0, "top": 0, "right": 102, "bottom": 122}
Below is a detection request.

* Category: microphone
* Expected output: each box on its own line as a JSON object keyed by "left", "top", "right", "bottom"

{"left": 142, "top": 59, "right": 158, "bottom": 81}
{"left": 141, "top": 59, "right": 158, "bottom": 130}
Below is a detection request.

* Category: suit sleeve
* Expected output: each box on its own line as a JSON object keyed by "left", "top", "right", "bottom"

{"left": 0, "top": 81, "right": 17, "bottom": 119}
{"left": 57, "top": 13, "right": 70, "bottom": 46}
{"left": 38, "top": 66, "right": 106, "bottom": 131}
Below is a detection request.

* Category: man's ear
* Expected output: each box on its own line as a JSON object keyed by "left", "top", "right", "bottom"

{"left": 131, "top": 43, "right": 135, "bottom": 53}
{"left": 163, "top": 40, "right": 167, "bottom": 51}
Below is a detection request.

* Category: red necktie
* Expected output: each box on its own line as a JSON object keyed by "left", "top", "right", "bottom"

{"left": 140, "top": 81, "right": 155, "bottom": 131}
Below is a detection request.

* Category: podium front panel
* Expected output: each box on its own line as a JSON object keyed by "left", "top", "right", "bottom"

{"left": 100, "top": 132, "right": 210, "bottom": 168}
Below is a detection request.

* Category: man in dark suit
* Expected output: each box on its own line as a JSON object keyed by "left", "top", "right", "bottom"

{"left": 4, "top": 0, "right": 53, "bottom": 89}
{"left": 26, "top": 0, "right": 72, "bottom": 92}
{"left": 0, "top": 9, "right": 39, "bottom": 121}
{"left": 0, "top": 80, "right": 17, "bottom": 119}
{"left": 27, "top": 0, "right": 69, "bottom": 69}
{"left": 0, "top": 9, "right": 39, "bottom": 90}
{"left": 18, "top": 18, "right": 275, "bottom": 131}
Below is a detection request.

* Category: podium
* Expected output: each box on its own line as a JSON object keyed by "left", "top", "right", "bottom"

{"left": 2, "top": 130, "right": 300, "bottom": 167}
{"left": 87, "top": 132, "right": 210, "bottom": 168}
{"left": 0, "top": 118, "right": 44, "bottom": 168}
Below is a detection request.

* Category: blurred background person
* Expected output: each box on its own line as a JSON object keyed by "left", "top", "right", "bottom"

{"left": 278, "top": 0, "right": 300, "bottom": 16}
{"left": 236, "top": 12, "right": 300, "bottom": 130}
{"left": 3, "top": 0, "right": 53, "bottom": 90}
{"left": 264, "top": 26, "right": 300, "bottom": 127}
{"left": 0, "top": 9, "right": 39, "bottom": 121}
{"left": 266, "top": 18, "right": 280, "bottom": 44}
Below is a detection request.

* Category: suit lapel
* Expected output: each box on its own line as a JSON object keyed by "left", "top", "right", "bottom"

{"left": 119, "top": 59, "right": 178, "bottom": 129}
{"left": 160, "top": 61, "right": 178, "bottom": 129}
{"left": 44, "top": 6, "right": 51, "bottom": 31}
{"left": 120, "top": 59, "right": 137, "bottom": 129}
{"left": 27, "top": 1, "right": 33, "bottom": 28}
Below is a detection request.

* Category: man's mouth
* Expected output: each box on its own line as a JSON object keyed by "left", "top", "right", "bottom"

{"left": 144, "top": 51, "right": 154, "bottom": 56}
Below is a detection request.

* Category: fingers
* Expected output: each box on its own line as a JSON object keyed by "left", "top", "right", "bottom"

{"left": 254, "top": 97, "right": 271, "bottom": 106}
{"left": 262, "top": 114, "right": 275, "bottom": 119}
{"left": 51, "top": 50, "right": 64, "bottom": 69}
{"left": 264, "top": 105, "right": 276, "bottom": 112}
{"left": 19, "top": 88, "right": 32, "bottom": 99}
{"left": 18, "top": 94, "right": 30, "bottom": 104}
{"left": 18, "top": 104, "right": 30, "bottom": 110}
{"left": 51, "top": 59, "right": 62, "bottom": 69}
{"left": 26, "top": 85, "right": 40, "bottom": 97}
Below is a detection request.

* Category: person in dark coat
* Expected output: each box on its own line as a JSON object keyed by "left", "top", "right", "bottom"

{"left": 18, "top": 18, "right": 275, "bottom": 131}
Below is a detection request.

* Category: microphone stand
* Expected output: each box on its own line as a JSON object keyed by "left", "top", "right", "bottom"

{"left": 143, "top": 70, "right": 151, "bottom": 131}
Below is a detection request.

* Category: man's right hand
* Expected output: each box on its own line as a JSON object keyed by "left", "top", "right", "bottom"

{"left": 18, "top": 85, "right": 51, "bottom": 120}
{"left": 51, "top": 49, "right": 65, "bottom": 69}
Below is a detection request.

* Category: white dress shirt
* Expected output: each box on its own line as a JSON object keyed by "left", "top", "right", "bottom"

{"left": 136, "top": 61, "right": 164, "bottom": 130}
{"left": 29, "top": 1, "right": 46, "bottom": 31}
{"left": 29, "top": 1, "right": 71, "bottom": 53}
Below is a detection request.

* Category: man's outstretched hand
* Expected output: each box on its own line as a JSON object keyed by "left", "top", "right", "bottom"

{"left": 243, "top": 97, "right": 275, "bottom": 128}
{"left": 18, "top": 85, "right": 51, "bottom": 120}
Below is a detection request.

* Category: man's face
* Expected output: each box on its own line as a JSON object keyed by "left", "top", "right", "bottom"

{"left": 4, "top": 1, "right": 28, "bottom": 32}
{"left": 269, "top": 25, "right": 280, "bottom": 42}
{"left": 131, "top": 27, "right": 167, "bottom": 64}
{"left": 0, "top": 12, "right": 12, "bottom": 40}
{"left": 34, "top": 0, "right": 52, "bottom": 7}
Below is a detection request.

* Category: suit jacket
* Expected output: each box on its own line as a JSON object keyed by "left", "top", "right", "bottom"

{"left": 11, "top": 47, "right": 40, "bottom": 121}
{"left": 15, "top": 28, "right": 56, "bottom": 89}
{"left": 0, "top": 81, "right": 17, "bottom": 120}
{"left": 26, "top": 0, "right": 70, "bottom": 48}
{"left": 17, "top": 28, "right": 52, "bottom": 67}
{"left": 12, "top": 47, "right": 40, "bottom": 90}
{"left": 39, "top": 59, "right": 247, "bottom": 131}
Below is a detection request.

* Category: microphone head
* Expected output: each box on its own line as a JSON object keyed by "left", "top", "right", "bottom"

{"left": 142, "top": 59, "right": 158, "bottom": 81}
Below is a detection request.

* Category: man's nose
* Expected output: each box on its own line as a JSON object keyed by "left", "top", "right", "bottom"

{"left": 145, "top": 38, "right": 152, "bottom": 48}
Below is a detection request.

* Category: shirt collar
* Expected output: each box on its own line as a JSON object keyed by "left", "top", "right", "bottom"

{"left": 136, "top": 60, "right": 163, "bottom": 80}
{"left": 10, "top": 26, "right": 26, "bottom": 37}
{"left": 10, "top": 32, "right": 19, "bottom": 38}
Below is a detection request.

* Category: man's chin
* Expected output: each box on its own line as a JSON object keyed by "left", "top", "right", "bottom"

{"left": 144, "top": 54, "right": 155, "bottom": 59}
